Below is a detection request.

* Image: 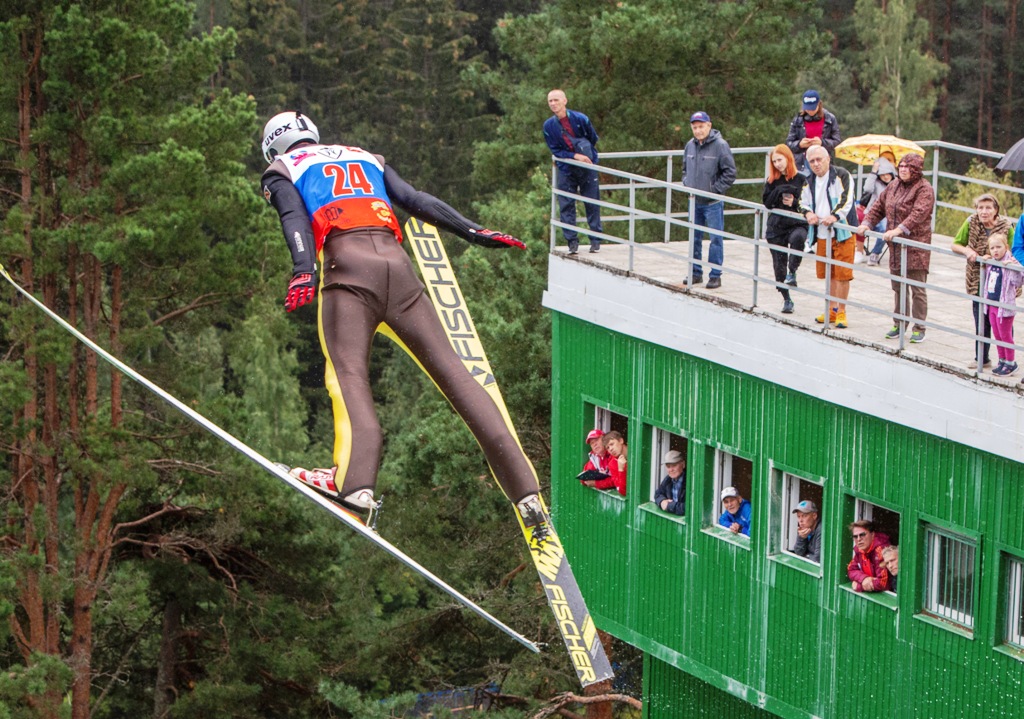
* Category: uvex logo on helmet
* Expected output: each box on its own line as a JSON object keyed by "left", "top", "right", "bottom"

{"left": 260, "top": 111, "right": 319, "bottom": 164}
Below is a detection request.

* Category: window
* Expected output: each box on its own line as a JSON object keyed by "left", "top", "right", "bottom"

{"left": 1005, "top": 555, "right": 1024, "bottom": 649}
{"left": 710, "top": 449, "right": 752, "bottom": 537}
{"left": 649, "top": 429, "right": 687, "bottom": 512}
{"left": 780, "top": 473, "right": 823, "bottom": 564}
{"left": 581, "top": 406, "right": 629, "bottom": 495}
{"left": 923, "top": 526, "right": 977, "bottom": 630}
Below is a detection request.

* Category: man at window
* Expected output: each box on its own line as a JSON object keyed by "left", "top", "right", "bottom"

{"left": 791, "top": 500, "right": 821, "bottom": 563}
{"left": 718, "top": 487, "right": 751, "bottom": 536}
{"left": 847, "top": 520, "right": 892, "bottom": 592}
{"left": 654, "top": 450, "right": 687, "bottom": 516}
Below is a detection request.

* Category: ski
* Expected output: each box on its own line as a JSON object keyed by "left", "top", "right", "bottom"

{"left": 0, "top": 261, "right": 539, "bottom": 655}
{"left": 405, "top": 218, "right": 614, "bottom": 687}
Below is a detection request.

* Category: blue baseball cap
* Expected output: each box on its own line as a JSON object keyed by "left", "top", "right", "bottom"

{"left": 802, "top": 90, "right": 821, "bottom": 112}
{"left": 793, "top": 500, "right": 819, "bottom": 514}
{"left": 689, "top": 111, "right": 711, "bottom": 123}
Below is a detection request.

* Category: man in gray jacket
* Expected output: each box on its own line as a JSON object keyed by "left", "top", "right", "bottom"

{"left": 681, "top": 111, "right": 736, "bottom": 289}
{"left": 791, "top": 500, "right": 822, "bottom": 563}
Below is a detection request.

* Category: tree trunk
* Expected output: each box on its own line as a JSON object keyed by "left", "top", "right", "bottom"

{"left": 153, "top": 599, "right": 182, "bottom": 719}
{"left": 582, "top": 630, "right": 615, "bottom": 719}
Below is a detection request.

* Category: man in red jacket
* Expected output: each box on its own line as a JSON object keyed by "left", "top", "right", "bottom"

{"left": 847, "top": 520, "right": 892, "bottom": 592}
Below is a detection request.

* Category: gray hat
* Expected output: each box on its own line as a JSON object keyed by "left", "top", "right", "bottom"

{"left": 721, "top": 486, "right": 740, "bottom": 500}
{"left": 663, "top": 450, "right": 685, "bottom": 464}
{"left": 792, "top": 500, "right": 818, "bottom": 514}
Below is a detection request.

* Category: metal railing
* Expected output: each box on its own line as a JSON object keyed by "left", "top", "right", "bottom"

{"left": 548, "top": 142, "right": 1024, "bottom": 380}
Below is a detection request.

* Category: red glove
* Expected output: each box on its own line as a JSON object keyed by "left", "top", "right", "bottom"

{"left": 284, "top": 272, "right": 316, "bottom": 312}
{"left": 467, "top": 228, "right": 526, "bottom": 250}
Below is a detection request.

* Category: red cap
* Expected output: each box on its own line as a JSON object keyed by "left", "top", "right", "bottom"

{"left": 585, "top": 429, "right": 604, "bottom": 443}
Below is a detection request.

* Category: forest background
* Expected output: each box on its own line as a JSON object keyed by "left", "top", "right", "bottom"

{"left": 0, "top": 1, "right": 1017, "bottom": 718}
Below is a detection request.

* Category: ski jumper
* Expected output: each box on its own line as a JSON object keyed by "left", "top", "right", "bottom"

{"left": 262, "top": 144, "right": 540, "bottom": 503}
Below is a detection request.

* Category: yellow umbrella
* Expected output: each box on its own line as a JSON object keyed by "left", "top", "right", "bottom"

{"left": 834, "top": 134, "right": 926, "bottom": 166}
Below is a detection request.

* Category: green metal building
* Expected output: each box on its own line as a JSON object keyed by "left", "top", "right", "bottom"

{"left": 544, "top": 257, "right": 1024, "bottom": 719}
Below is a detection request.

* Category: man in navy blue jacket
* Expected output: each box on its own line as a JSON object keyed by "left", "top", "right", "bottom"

{"left": 543, "top": 89, "right": 603, "bottom": 254}
{"left": 654, "top": 450, "right": 687, "bottom": 516}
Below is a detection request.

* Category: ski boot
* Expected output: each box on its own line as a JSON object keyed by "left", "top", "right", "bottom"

{"left": 283, "top": 465, "right": 382, "bottom": 529}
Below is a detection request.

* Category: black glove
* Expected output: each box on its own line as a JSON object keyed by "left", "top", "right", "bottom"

{"left": 467, "top": 228, "right": 526, "bottom": 250}
{"left": 284, "top": 272, "right": 316, "bottom": 313}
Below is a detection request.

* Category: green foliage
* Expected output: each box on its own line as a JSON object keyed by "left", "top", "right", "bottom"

{"left": 472, "top": 0, "right": 821, "bottom": 192}
{"left": 852, "top": 0, "right": 946, "bottom": 139}
{"left": 934, "top": 161, "right": 1022, "bottom": 236}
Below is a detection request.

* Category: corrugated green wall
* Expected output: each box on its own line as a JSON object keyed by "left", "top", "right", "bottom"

{"left": 551, "top": 313, "right": 1024, "bottom": 719}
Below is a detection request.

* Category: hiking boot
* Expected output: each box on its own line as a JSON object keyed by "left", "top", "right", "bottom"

{"left": 682, "top": 276, "right": 703, "bottom": 287}
{"left": 781, "top": 299, "right": 795, "bottom": 314}
{"left": 705, "top": 277, "right": 722, "bottom": 289}
{"left": 834, "top": 312, "right": 848, "bottom": 329}
{"left": 784, "top": 272, "right": 797, "bottom": 287}
{"left": 589, "top": 245, "right": 601, "bottom": 254}
{"left": 884, "top": 326, "right": 901, "bottom": 339}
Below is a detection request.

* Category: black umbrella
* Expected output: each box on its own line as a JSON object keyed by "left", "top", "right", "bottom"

{"left": 996, "top": 137, "right": 1024, "bottom": 171}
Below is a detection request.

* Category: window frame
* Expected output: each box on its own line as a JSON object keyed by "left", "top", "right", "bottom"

{"left": 1005, "top": 555, "right": 1024, "bottom": 649}
{"left": 921, "top": 523, "right": 979, "bottom": 632}
{"left": 649, "top": 428, "right": 688, "bottom": 509}
{"left": 778, "top": 470, "right": 824, "bottom": 565}
{"left": 705, "top": 446, "right": 753, "bottom": 542}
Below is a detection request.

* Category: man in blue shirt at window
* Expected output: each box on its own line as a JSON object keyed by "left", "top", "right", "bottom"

{"left": 654, "top": 450, "right": 687, "bottom": 516}
{"left": 719, "top": 486, "right": 751, "bottom": 536}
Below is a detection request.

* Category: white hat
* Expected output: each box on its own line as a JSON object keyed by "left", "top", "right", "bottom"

{"left": 721, "top": 486, "right": 740, "bottom": 500}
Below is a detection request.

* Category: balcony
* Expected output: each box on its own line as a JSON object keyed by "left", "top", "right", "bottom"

{"left": 543, "top": 141, "right": 1024, "bottom": 462}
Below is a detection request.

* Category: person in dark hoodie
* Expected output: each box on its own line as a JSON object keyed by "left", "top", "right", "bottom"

{"left": 680, "top": 111, "right": 736, "bottom": 290}
{"left": 857, "top": 152, "right": 935, "bottom": 344}
{"left": 785, "top": 89, "right": 842, "bottom": 174}
{"left": 763, "top": 144, "right": 808, "bottom": 314}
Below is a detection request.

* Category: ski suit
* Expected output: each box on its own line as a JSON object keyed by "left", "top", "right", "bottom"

{"left": 261, "top": 143, "right": 540, "bottom": 503}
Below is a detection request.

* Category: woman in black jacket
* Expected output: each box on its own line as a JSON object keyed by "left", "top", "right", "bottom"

{"left": 762, "top": 144, "right": 808, "bottom": 314}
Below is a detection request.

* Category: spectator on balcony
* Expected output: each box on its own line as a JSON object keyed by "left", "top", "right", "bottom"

{"left": 718, "top": 486, "right": 751, "bottom": 536}
{"left": 654, "top": 449, "right": 687, "bottom": 516}
{"left": 857, "top": 153, "right": 935, "bottom": 344}
{"left": 800, "top": 146, "right": 854, "bottom": 328}
{"left": 785, "top": 89, "right": 842, "bottom": 174}
{"left": 790, "top": 500, "right": 821, "bottom": 563}
{"left": 980, "top": 233, "right": 1023, "bottom": 376}
{"left": 951, "top": 194, "right": 1015, "bottom": 370}
{"left": 847, "top": 520, "right": 891, "bottom": 593}
{"left": 880, "top": 545, "right": 900, "bottom": 592}
{"left": 581, "top": 428, "right": 612, "bottom": 475}
{"left": 543, "top": 89, "right": 603, "bottom": 255}
{"left": 680, "top": 111, "right": 736, "bottom": 290}
{"left": 582, "top": 431, "right": 627, "bottom": 495}
{"left": 855, "top": 155, "right": 896, "bottom": 266}
{"left": 763, "top": 144, "right": 808, "bottom": 315}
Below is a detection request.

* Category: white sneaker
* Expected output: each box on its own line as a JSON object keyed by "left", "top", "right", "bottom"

{"left": 854, "top": 250, "right": 866, "bottom": 264}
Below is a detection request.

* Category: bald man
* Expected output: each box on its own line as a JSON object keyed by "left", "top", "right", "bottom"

{"left": 543, "top": 89, "right": 604, "bottom": 254}
{"left": 800, "top": 145, "right": 854, "bottom": 328}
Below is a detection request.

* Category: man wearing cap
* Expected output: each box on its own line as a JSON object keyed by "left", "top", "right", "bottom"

{"left": 718, "top": 486, "right": 751, "bottom": 536}
{"left": 543, "top": 89, "right": 604, "bottom": 255}
{"left": 791, "top": 500, "right": 821, "bottom": 563}
{"left": 785, "top": 89, "right": 842, "bottom": 174}
{"left": 653, "top": 450, "right": 687, "bottom": 516}
{"left": 680, "top": 111, "right": 736, "bottom": 290}
{"left": 581, "top": 429, "right": 612, "bottom": 475}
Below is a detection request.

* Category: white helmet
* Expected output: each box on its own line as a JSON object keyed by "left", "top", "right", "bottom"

{"left": 261, "top": 111, "right": 319, "bottom": 164}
